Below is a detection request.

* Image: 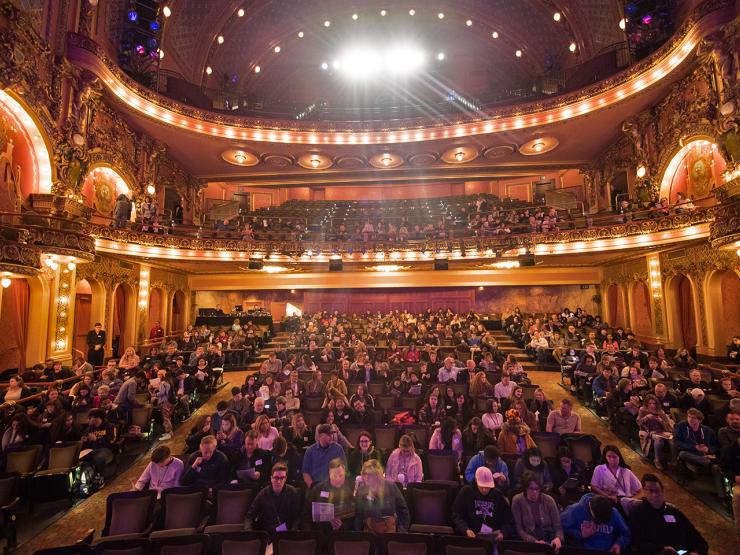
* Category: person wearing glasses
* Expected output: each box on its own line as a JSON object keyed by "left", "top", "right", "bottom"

{"left": 245, "top": 463, "right": 301, "bottom": 535}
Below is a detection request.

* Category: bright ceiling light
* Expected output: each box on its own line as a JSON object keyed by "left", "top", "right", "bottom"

{"left": 146, "top": 184, "right": 156, "bottom": 195}
{"left": 217, "top": 35, "right": 224, "bottom": 44}
{"left": 438, "top": 12, "right": 445, "bottom": 19}
{"left": 254, "top": 65, "right": 261, "bottom": 73}
{"left": 553, "top": 12, "right": 561, "bottom": 22}
{"left": 381, "top": 155, "right": 393, "bottom": 166}
{"left": 324, "top": 20, "right": 331, "bottom": 27}
{"left": 409, "top": 9, "right": 415, "bottom": 15}
{"left": 437, "top": 52, "right": 445, "bottom": 61}
{"left": 380, "top": 9, "right": 386, "bottom": 16}
{"left": 162, "top": 5, "right": 171, "bottom": 17}
{"left": 636, "top": 164, "right": 647, "bottom": 178}
{"left": 619, "top": 18, "right": 626, "bottom": 30}
{"left": 159, "top": 49, "right": 164, "bottom": 59}
{"left": 454, "top": 151, "right": 465, "bottom": 161}
{"left": 352, "top": 13, "right": 358, "bottom": 20}
{"left": 532, "top": 142, "right": 545, "bottom": 152}
{"left": 333, "top": 44, "right": 426, "bottom": 80}
{"left": 466, "top": 19, "right": 473, "bottom": 26}
{"left": 298, "top": 31, "right": 304, "bottom": 38}
{"left": 492, "top": 31, "right": 499, "bottom": 38}
{"left": 515, "top": 49, "right": 522, "bottom": 57}
{"left": 237, "top": 8, "right": 245, "bottom": 17}
{"left": 274, "top": 45, "right": 281, "bottom": 53}
{"left": 569, "top": 42, "right": 577, "bottom": 52}
{"left": 321, "top": 61, "right": 328, "bottom": 70}
{"left": 205, "top": 66, "right": 212, "bottom": 74}
{"left": 310, "top": 157, "right": 320, "bottom": 168}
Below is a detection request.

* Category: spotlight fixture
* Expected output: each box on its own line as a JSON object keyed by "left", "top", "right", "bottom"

{"left": 217, "top": 35, "right": 224, "bottom": 44}
{"left": 352, "top": 13, "right": 358, "bottom": 20}
{"left": 238, "top": 8, "right": 245, "bottom": 17}
{"left": 254, "top": 65, "right": 261, "bottom": 73}
{"left": 162, "top": 5, "right": 171, "bottom": 17}
{"left": 619, "top": 18, "right": 626, "bottom": 30}
{"left": 310, "top": 157, "right": 320, "bottom": 168}
{"left": 636, "top": 164, "right": 647, "bottom": 178}
{"left": 409, "top": 9, "right": 415, "bottom": 16}
{"left": 553, "top": 12, "right": 561, "bottom": 22}
{"left": 569, "top": 42, "right": 577, "bottom": 52}
{"left": 532, "top": 142, "right": 545, "bottom": 152}
{"left": 492, "top": 31, "right": 499, "bottom": 38}
{"left": 274, "top": 45, "right": 281, "bottom": 53}
{"left": 381, "top": 155, "right": 393, "bottom": 167}
{"left": 515, "top": 49, "right": 522, "bottom": 57}
{"left": 1, "top": 277, "right": 10, "bottom": 288}
{"left": 466, "top": 19, "right": 473, "bottom": 26}
{"left": 438, "top": 12, "right": 445, "bottom": 19}
{"left": 205, "top": 66, "right": 212, "bottom": 74}
{"left": 380, "top": 9, "right": 386, "bottom": 16}
{"left": 321, "top": 61, "right": 328, "bottom": 70}
{"left": 298, "top": 31, "right": 304, "bottom": 38}
{"left": 454, "top": 151, "right": 465, "bottom": 161}
{"left": 324, "top": 20, "right": 331, "bottom": 27}
{"left": 437, "top": 52, "right": 445, "bottom": 61}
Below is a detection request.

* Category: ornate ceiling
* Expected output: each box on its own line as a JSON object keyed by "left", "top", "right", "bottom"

{"left": 160, "top": 0, "right": 626, "bottom": 109}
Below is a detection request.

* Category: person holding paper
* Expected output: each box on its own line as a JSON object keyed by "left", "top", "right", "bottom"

{"left": 133, "top": 445, "right": 183, "bottom": 498}
{"left": 234, "top": 430, "right": 271, "bottom": 487}
{"left": 244, "top": 463, "right": 301, "bottom": 535}
{"left": 511, "top": 472, "right": 564, "bottom": 551}
{"left": 452, "top": 466, "right": 515, "bottom": 541}
{"left": 303, "top": 458, "right": 355, "bottom": 531}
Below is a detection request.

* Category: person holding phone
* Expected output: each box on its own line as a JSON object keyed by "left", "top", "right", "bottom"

{"left": 627, "top": 474, "right": 708, "bottom": 555}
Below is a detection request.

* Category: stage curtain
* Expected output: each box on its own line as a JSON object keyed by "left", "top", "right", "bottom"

{"left": 10, "top": 280, "right": 29, "bottom": 371}
{"left": 303, "top": 288, "right": 475, "bottom": 315}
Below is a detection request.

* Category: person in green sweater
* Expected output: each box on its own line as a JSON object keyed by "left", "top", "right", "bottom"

{"left": 512, "top": 471, "right": 564, "bottom": 551}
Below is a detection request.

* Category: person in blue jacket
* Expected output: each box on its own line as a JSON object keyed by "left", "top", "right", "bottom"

{"left": 464, "top": 445, "right": 509, "bottom": 490}
{"left": 561, "top": 493, "right": 631, "bottom": 554}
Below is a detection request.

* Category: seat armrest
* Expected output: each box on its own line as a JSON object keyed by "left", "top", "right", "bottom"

{"left": 79, "top": 528, "right": 95, "bottom": 544}
{"left": 1, "top": 496, "right": 20, "bottom": 512}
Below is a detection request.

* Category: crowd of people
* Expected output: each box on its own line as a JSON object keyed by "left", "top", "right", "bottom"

{"left": 1, "top": 307, "right": 736, "bottom": 553}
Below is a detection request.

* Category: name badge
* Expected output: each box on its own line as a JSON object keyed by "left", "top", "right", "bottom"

{"left": 303, "top": 436, "right": 309, "bottom": 442}
{"left": 664, "top": 515, "right": 677, "bottom": 523}
{"left": 320, "top": 491, "right": 329, "bottom": 498}
{"left": 255, "top": 459, "right": 262, "bottom": 465}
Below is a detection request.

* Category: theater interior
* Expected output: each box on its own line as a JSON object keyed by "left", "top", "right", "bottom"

{"left": 0, "top": 1, "right": 739, "bottom": 554}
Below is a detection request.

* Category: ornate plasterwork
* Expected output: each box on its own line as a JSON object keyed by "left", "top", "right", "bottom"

{"left": 601, "top": 258, "right": 649, "bottom": 287}
{"left": 75, "top": 255, "right": 139, "bottom": 288}
{"left": 150, "top": 267, "right": 189, "bottom": 293}
{"left": 661, "top": 244, "right": 740, "bottom": 278}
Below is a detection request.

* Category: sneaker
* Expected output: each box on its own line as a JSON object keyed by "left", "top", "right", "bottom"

{"left": 159, "top": 433, "right": 172, "bottom": 441}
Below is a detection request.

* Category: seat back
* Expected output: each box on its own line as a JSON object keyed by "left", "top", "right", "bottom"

{"left": 273, "top": 531, "right": 318, "bottom": 555}
{"left": 375, "top": 395, "right": 395, "bottom": 411}
{"left": 0, "top": 472, "right": 20, "bottom": 506}
{"left": 531, "top": 432, "right": 560, "bottom": 460}
{"left": 329, "top": 532, "right": 375, "bottom": 555}
{"left": 367, "top": 382, "right": 385, "bottom": 397}
{"left": 6, "top": 445, "right": 42, "bottom": 474}
{"left": 426, "top": 451, "right": 458, "bottom": 481}
{"left": 161, "top": 487, "right": 206, "bottom": 530}
{"left": 46, "top": 441, "right": 82, "bottom": 470}
{"left": 303, "top": 410, "right": 323, "bottom": 430}
{"left": 342, "top": 426, "right": 364, "bottom": 448}
{"left": 373, "top": 426, "right": 398, "bottom": 451}
{"left": 215, "top": 531, "right": 268, "bottom": 555}
{"left": 214, "top": 485, "right": 257, "bottom": 524}
{"left": 402, "top": 425, "right": 429, "bottom": 447}
{"left": 499, "top": 540, "right": 555, "bottom": 555}
{"left": 302, "top": 397, "right": 323, "bottom": 411}
{"left": 130, "top": 406, "right": 152, "bottom": 429}
{"left": 399, "top": 396, "right": 420, "bottom": 412}
{"left": 382, "top": 533, "right": 434, "bottom": 555}
{"left": 93, "top": 538, "right": 149, "bottom": 555}
{"left": 439, "top": 536, "right": 493, "bottom": 555}
{"left": 34, "top": 546, "right": 91, "bottom": 555}
{"left": 104, "top": 490, "right": 157, "bottom": 537}
{"left": 408, "top": 484, "right": 450, "bottom": 526}
{"left": 150, "top": 534, "right": 210, "bottom": 555}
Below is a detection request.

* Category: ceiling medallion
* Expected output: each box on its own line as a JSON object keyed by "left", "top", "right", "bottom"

{"left": 441, "top": 145, "right": 479, "bottom": 164}
{"left": 483, "top": 145, "right": 516, "bottom": 160}
{"left": 518, "top": 137, "right": 559, "bottom": 156}
{"left": 408, "top": 152, "right": 438, "bottom": 166}
{"left": 261, "top": 153, "right": 294, "bottom": 167}
{"left": 335, "top": 155, "right": 367, "bottom": 169}
{"left": 297, "top": 152, "right": 332, "bottom": 170}
{"left": 369, "top": 152, "right": 404, "bottom": 169}
{"left": 221, "top": 149, "right": 259, "bottom": 166}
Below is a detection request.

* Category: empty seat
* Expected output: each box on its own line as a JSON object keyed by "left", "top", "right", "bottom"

{"left": 381, "top": 533, "right": 435, "bottom": 555}
{"left": 328, "top": 531, "right": 375, "bottom": 555}
{"left": 212, "top": 531, "right": 269, "bottom": 555}
{"left": 273, "top": 531, "right": 318, "bottom": 555}
{"left": 205, "top": 484, "right": 258, "bottom": 533}
{"left": 425, "top": 450, "right": 458, "bottom": 482}
{"left": 438, "top": 535, "right": 495, "bottom": 555}
{"left": 151, "top": 487, "right": 208, "bottom": 537}
{"left": 531, "top": 432, "right": 561, "bottom": 461}
{"left": 374, "top": 426, "right": 399, "bottom": 452}
{"left": 407, "top": 482, "right": 456, "bottom": 534}
{"left": 97, "top": 490, "right": 158, "bottom": 542}
{"left": 149, "top": 533, "right": 210, "bottom": 555}
{"left": 5, "top": 445, "right": 42, "bottom": 476}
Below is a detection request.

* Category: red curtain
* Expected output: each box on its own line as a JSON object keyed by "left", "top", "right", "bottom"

{"left": 9, "top": 280, "right": 29, "bottom": 371}
{"left": 608, "top": 285, "right": 619, "bottom": 327}
{"left": 114, "top": 286, "right": 127, "bottom": 356}
{"left": 678, "top": 276, "right": 697, "bottom": 348}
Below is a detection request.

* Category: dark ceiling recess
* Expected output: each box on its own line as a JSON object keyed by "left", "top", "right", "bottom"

{"left": 119, "top": 0, "right": 164, "bottom": 88}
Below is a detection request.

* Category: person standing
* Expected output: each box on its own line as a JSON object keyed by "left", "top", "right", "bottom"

{"left": 87, "top": 323, "right": 106, "bottom": 366}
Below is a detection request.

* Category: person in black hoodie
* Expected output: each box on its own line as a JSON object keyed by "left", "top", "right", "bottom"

{"left": 627, "top": 474, "right": 708, "bottom": 555}
{"left": 81, "top": 409, "right": 115, "bottom": 477}
{"left": 234, "top": 430, "right": 271, "bottom": 488}
{"left": 452, "top": 466, "right": 515, "bottom": 540}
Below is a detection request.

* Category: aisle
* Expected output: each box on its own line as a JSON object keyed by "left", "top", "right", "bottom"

{"left": 528, "top": 370, "right": 739, "bottom": 554}
{"left": 17, "top": 371, "right": 249, "bottom": 555}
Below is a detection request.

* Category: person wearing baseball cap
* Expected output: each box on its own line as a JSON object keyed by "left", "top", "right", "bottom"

{"left": 452, "top": 465, "right": 515, "bottom": 541}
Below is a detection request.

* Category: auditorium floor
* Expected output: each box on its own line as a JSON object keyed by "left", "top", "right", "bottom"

{"left": 17, "top": 370, "right": 740, "bottom": 554}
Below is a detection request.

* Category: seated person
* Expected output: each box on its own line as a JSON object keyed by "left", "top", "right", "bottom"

{"left": 628, "top": 473, "right": 708, "bottom": 555}
{"left": 245, "top": 463, "right": 301, "bottom": 534}
{"left": 302, "top": 458, "right": 355, "bottom": 532}
{"left": 80, "top": 409, "right": 115, "bottom": 480}
{"left": 133, "top": 445, "right": 183, "bottom": 498}
{"left": 452, "top": 466, "right": 515, "bottom": 540}
{"left": 561, "top": 494, "right": 631, "bottom": 553}
{"left": 181, "top": 435, "right": 230, "bottom": 489}
{"left": 384, "top": 434, "right": 423, "bottom": 486}
{"left": 234, "top": 430, "right": 272, "bottom": 488}
{"left": 511, "top": 447, "right": 553, "bottom": 493}
{"left": 551, "top": 446, "right": 589, "bottom": 507}
{"left": 497, "top": 409, "right": 536, "bottom": 455}
{"left": 546, "top": 398, "right": 582, "bottom": 434}
{"left": 347, "top": 431, "right": 381, "bottom": 477}
{"left": 464, "top": 445, "right": 509, "bottom": 489}
{"left": 353, "top": 459, "right": 410, "bottom": 534}
{"left": 672, "top": 408, "right": 718, "bottom": 472}
{"left": 512, "top": 472, "right": 563, "bottom": 550}
{"left": 590, "top": 445, "right": 642, "bottom": 505}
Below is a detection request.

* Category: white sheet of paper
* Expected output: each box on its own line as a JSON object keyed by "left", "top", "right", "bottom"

{"left": 311, "top": 502, "right": 335, "bottom": 522}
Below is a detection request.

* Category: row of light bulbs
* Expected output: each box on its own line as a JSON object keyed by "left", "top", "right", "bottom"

{"left": 203, "top": 8, "right": 580, "bottom": 76}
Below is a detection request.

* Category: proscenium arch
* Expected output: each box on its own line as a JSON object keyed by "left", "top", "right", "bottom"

{"left": 0, "top": 88, "right": 54, "bottom": 195}
{"left": 656, "top": 135, "right": 726, "bottom": 202}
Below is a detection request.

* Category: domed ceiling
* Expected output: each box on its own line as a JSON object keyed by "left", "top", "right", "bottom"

{"left": 160, "top": 0, "right": 626, "bottom": 114}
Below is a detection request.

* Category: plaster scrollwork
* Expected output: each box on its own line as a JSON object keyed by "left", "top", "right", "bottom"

{"left": 75, "top": 255, "right": 139, "bottom": 288}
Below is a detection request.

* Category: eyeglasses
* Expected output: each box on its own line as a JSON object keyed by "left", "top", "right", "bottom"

{"left": 271, "top": 475, "right": 287, "bottom": 481}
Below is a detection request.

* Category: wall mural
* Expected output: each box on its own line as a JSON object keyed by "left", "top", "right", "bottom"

{"left": 0, "top": 114, "right": 22, "bottom": 213}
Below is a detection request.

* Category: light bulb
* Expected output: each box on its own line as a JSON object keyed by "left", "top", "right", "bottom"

{"left": 162, "top": 6, "right": 171, "bottom": 17}
{"left": 1, "top": 278, "right": 10, "bottom": 288}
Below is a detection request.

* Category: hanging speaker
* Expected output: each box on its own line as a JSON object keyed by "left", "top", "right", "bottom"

{"left": 248, "top": 258, "right": 263, "bottom": 270}
{"left": 434, "top": 258, "right": 448, "bottom": 271}
{"left": 329, "top": 259, "right": 343, "bottom": 272}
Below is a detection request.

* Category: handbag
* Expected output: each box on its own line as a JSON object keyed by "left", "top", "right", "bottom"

{"left": 364, "top": 515, "right": 397, "bottom": 534}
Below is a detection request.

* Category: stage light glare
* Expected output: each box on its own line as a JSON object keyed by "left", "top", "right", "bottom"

{"left": 619, "top": 18, "right": 626, "bottom": 30}
{"left": 553, "top": 12, "right": 561, "bottom": 21}
{"left": 321, "top": 61, "right": 328, "bottom": 70}
{"left": 324, "top": 20, "right": 331, "bottom": 27}
{"left": 466, "top": 19, "right": 473, "bottom": 26}
{"left": 438, "top": 12, "right": 444, "bottom": 19}
{"left": 437, "top": 52, "right": 445, "bottom": 61}
{"left": 254, "top": 65, "right": 261, "bottom": 73}
{"left": 162, "top": 6, "right": 171, "bottom": 17}
{"left": 237, "top": 8, "right": 244, "bottom": 17}
{"left": 298, "top": 31, "right": 304, "bottom": 38}
{"left": 492, "top": 31, "right": 499, "bottom": 38}
{"left": 515, "top": 49, "right": 522, "bottom": 57}
{"left": 217, "top": 35, "right": 224, "bottom": 44}
{"left": 352, "top": 13, "right": 358, "bottom": 20}
{"left": 569, "top": 42, "right": 577, "bottom": 52}
{"left": 380, "top": 9, "right": 386, "bottom": 16}
{"left": 274, "top": 45, "right": 281, "bottom": 53}
{"left": 205, "top": 66, "right": 212, "bottom": 74}
{"left": 409, "top": 9, "right": 415, "bottom": 16}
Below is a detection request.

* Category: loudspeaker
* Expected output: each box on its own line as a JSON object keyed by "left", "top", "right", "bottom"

{"left": 329, "top": 259, "right": 343, "bottom": 272}
{"left": 248, "top": 258, "right": 263, "bottom": 270}
{"left": 434, "top": 258, "right": 448, "bottom": 271}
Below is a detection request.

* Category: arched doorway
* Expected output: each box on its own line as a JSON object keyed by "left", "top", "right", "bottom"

{"left": 705, "top": 269, "right": 740, "bottom": 354}
{"left": 0, "top": 279, "right": 30, "bottom": 372}
{"left": 171, "top": 290, "right": 186, "bottom": 333}
{"left": 666, "top": 274, "right": 698, "bottom": 350}
{"left": 148, "top": 287, "right": 164, "bottom": 335}
{"left": 111, "top": 283, "right": 135, "bottom": 357}
{"left": 658, "top": 138, "right": 726, "bottom": 204}
{"left": 607, "top": 284, "right": 626, "bottom": 328}
{"left": 74, "top": 278, "right": 106, "bottom": 357}
{"left": 631, "top": 281, "right": 653, "bottom": 337}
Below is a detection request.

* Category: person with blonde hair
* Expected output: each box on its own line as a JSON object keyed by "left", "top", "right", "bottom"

{"left": 385, "top": 434, "right": 424, "bottom": 486}
{"left": 118, "top": 346, "right": 140, "bottom": 371}
{"left": 353, "top": 459, "right": 410, "bottom": 533}
{"left": 253, "top": 413, "right": 279, "bottom": 451}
